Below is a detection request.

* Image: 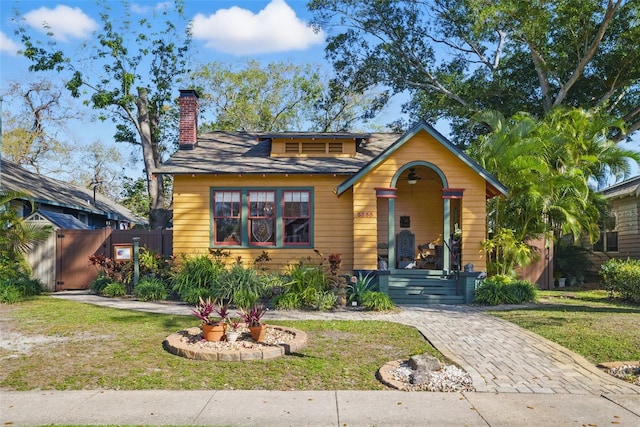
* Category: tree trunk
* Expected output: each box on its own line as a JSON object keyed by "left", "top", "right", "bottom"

{"left": 136, "top": 87, "right": 169, "bottom": 229}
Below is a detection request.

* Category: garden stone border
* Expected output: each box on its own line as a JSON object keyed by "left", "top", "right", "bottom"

{"left": 163, "top": 325, "right": 307, "bottom": 361}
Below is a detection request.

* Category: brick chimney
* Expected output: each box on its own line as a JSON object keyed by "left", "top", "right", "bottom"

{"left": 178, "top": 89, "right": 199, "bottom": 150}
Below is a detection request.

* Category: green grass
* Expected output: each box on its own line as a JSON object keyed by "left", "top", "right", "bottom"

{"left": 487, "top": 288, "right": 640, "bottom": 364}
{"left": 0, "top": 296, "right": 435, "bottom": 391}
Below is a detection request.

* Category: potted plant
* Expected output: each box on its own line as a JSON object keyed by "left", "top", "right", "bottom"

{"left": 239, "top": 305, "right": 267, "bottom": 342}
{"left": 192, "top": 297, "right": 229, "bottom": 341}
{"left": 225, "top": 319, "right": 241, "bottom": 343}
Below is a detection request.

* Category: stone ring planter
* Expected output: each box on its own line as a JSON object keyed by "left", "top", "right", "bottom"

{"left": 163, "top": 325, "right": 307, "bottom": 361}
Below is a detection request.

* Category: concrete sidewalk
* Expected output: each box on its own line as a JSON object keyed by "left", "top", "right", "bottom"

{"left": 2, "top": 292, "right": 640, "bottom": 426}
{"left": 2, "top": 389, "right": 640, "bottom": 426}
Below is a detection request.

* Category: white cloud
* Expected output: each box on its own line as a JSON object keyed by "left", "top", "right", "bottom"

{"left": 0, "top": 31, "right": 20, "bottom": 56}
{"left": 23, "top": 5, "right": 98, "bottom": 42}
{"left": 191, "top": 0, "right": 325, "bottom": 55}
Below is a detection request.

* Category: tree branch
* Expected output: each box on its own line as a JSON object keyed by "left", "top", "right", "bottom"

{"left": 552, "top": 0, "right": 622, "bottom": 107}
{"left": 528, "top": 42, "right": 553, "bottom": 112}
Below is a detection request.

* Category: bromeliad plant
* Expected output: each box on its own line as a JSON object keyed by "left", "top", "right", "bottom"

{"left": 238, "top": 305, "right": 267, "bottom": 327}
{"left": 192, "top": 297, "right": 229, "bottom": 326}
{"left": 227, "top": 318, "right": 241, "bottom": 332}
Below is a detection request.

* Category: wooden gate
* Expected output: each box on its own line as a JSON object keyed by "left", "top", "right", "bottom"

{"left": 53, "top": 229, "right": 173, "bottom": 291}
{"left": 55, "top": 229, "right": 110, "bottom": 290}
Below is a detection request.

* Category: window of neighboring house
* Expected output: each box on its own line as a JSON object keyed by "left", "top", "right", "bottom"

{"left": 249, "top": 191, "right": 275, "bottom": 246}
{"left": 594, "top": 211, "right": 618, "bottom": 252}
{"left": 283, "top": 191, "right": 310, "bottom": 245}
{"left": 213, "top": 191, "right": 241, "bottom": 245}
{"left": 211, "top": 188, "right": 312, "bottom": 248}
{"left": 605, "top": 231, "right": 619, "bottom": 252}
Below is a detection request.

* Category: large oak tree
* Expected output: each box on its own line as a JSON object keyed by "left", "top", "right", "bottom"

{"left": 309, "top": 0, "right": 640, "bottom": 144}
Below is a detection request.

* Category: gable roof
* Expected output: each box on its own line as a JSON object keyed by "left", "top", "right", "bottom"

{"left": 336, "top": 121, "right": 508, "bottom": 196}
{"left": 157, "top": 131, "right": 401, "bottom": 175}
{"left": 1, "top": 160, "right": 146, "bottom": 225}
{"left": 27, "top": 210, "right": 92, "bottom": 229}
{"left": 599, "top": 175, "right": 640, "bottom": 199}
{"left": 157, "top": 123, "right": 507, "bottom": 198}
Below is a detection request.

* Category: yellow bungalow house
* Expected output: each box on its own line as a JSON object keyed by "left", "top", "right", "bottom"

{"left": 156, "top": 90, "right": 508, "bottom": 304}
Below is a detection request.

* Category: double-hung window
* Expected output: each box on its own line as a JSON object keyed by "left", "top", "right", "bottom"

{"left": 283, "top": 191, "right": 310, "bottom": 245}
{"left": 593, "top": 210, "right": 618, "bottom": 252}
{"left": 211, "top": 188, "right": 312, "bottom": 247}
{"left": 213, "top": 191, "right": 241, "bottom": 245}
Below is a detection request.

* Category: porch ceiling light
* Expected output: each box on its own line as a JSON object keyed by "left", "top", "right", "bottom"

{"left": 407, "top": 168, "right": 420, "bottom": 185}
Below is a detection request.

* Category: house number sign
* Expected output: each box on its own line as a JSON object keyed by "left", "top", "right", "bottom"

{"left": 357, "top": 211, "right": 375, "bottom": 218}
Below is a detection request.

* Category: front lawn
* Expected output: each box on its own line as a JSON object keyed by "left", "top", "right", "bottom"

{"left": 487, "top": 288, "right": 640, "bottom": 364}
{"left": 0, "top": 297, "right": 435, "bottom": 391}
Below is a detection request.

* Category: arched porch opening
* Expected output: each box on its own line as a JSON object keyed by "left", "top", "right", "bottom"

{"left": 377, "top": 161, "right": 460, "bottom": 272}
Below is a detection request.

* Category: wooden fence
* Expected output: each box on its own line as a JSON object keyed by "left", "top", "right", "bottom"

{"left": 26, "top": 228, "right": 172, "bottom": 291}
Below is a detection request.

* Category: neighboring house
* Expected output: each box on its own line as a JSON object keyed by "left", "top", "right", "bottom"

{"left": 1, "top": 159, "right": 146, "bottom": 229}
{"left": 589, "top": 176, "right": 640, "bottom": 270}
{"left": 156, "top": 90, "right": 508, "bottom": 304}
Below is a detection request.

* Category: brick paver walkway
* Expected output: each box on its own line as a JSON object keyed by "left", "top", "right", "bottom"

{"left": 52, "top": 293, "right": 640, "bottom": 395}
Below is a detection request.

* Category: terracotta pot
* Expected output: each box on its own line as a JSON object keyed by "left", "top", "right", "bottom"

{"left": 201, "top": 323, "right": 225, "bottom": 341}
{"left": 249, "top": 324, "right": 267, "bottom": 342}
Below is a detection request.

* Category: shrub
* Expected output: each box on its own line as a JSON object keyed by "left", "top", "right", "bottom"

{"left": 600, "top": 258, "right": 640, "bottom": 303}
{"left": 89, "top": 254, "right": 132, "bottom": 288}
{"left": 171, "top": 255, "right": 224, "bottom": 302}
{"left": 474, "top": 275, "right": 538, "bottom": 305}
{"left": 0, "top": 276, "right": 45, "bottom": 304}
{"left": 361, "top": 291, "right": 395, "bottom": 311}
{"left": 286, "top": 262, "right": 327, "bottom": 294}
{"left": 260, "top": 273, "right": 291, "bottom": 299}
{"left": 90, "top": 274, "right": 112, "bottom": 295}
{"left": 275, "top": 261, "right": 330, "bottom": 310}
{"left": 273, "top": 292, "right": 302, "bottom": 310}
{"left": 309, "top": 290, "right": 337, "bottom": 311}
{"left": 180, "top": 286, "right": 213, "bottom": 305}
{"left": 139, "top": 248, "right": 172, "bottom": 281}
{"left": 134, "top": 277, "right": 169, "bottom": 301}
{"left": 509, "top": 280, "right": 538, "bottom": 303}
{"left": 102, "top": 282, "right": 127, "bottom": 297}
{"left": 0, "top": 284, "right": 22, "bottom": 304}
{"left": 214, "top": 264, "right": 264, "bottom": 308}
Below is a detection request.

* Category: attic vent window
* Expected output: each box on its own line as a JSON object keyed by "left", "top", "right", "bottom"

{"left": 285, "top": 142, "right": 299, "bottom": 153}
{"left": 328, "top": 142, "right": 343, "bottom": 153}
{"left": 284, "top": 142, "right": 346, "bottom": 154}
{"left": 303, "top": 142, "right": 326, "bottom": 153}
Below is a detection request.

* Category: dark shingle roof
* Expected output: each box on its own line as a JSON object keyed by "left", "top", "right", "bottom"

{"left": 1, "top": 160, "right": 146, "bottom": 224}
{"left": 600, "top": 175, "right": 640, "bottom": 199}
{"left": 156, "top": 131, "right": 401, "bottom": 175}
{"left": 156, "top": 126, "right": 507, "bottom": 198}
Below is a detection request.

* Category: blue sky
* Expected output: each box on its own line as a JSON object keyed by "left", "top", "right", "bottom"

{"left": 1, "top": 0, "right": 372, "bottom": 180}
{"left": 1, "top": 1, "right": 637, "bottom": 184}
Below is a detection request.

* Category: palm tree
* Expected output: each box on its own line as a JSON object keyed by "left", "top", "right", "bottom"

{"left": 469, "top": 107, "right": 639, "bottom": 275}
{"left": 0, "top": 190, "right": 53, "bottom": 269}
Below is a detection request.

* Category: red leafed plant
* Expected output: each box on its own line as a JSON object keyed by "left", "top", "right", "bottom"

{"left": 238, "top": 305, "right": 266, "bottom": 327}
{"left": 192, "top": 297, "right": 229, "bottom": 326}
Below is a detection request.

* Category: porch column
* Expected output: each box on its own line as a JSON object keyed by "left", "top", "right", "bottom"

{"left": 443, "top": 188, "right": 465, "bottom": 272}
{"left": 375, "top": 188, "right": 397, "bottom": 270}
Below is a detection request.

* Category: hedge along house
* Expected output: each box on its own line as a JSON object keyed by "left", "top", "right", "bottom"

{"left": 156, "top": 90, "right": 508, "bottom": 304}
